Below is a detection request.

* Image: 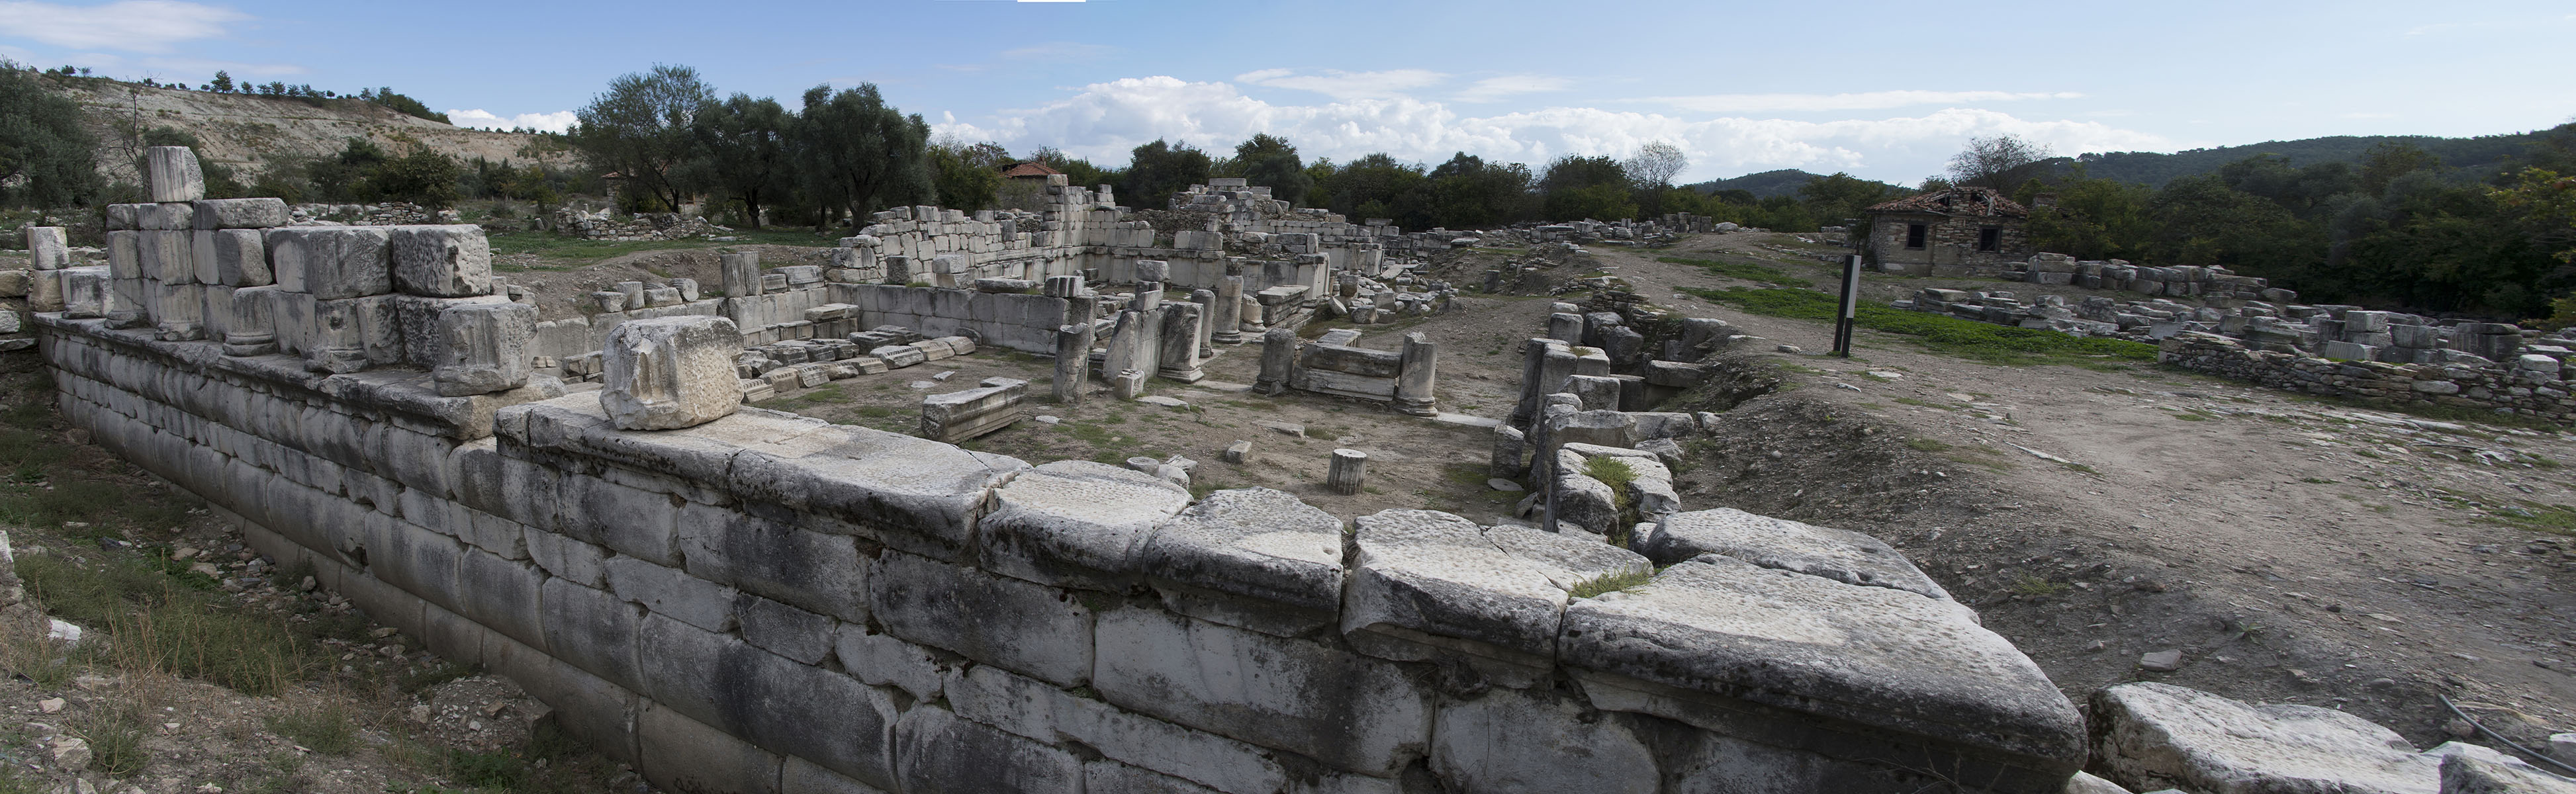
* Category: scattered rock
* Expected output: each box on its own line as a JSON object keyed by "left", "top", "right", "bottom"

{"left": 1035, "top": 415, "right": 1061, "bottom": 424}
{"left": 2138, "top": 649, "right": 2183, "bottom": 672}
{"left": 1221, "top": 440, "right": 1250, "bottom": 464}
{"left": 1776, "top": 344, "right": 1804, "bottom": 354}
{"left": 37, "top": 697, "right": 63, "bottom": 713}
{"left": 1488, "top": 478, "right": 1524, "bottom": 492}
{"left": 1139, "top": 395, "right": 1189, "bottom": 408}
{"left": 49, "top": 736, "right": 90, "bottom": 772}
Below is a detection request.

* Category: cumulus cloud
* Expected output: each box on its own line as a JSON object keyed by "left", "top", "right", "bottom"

{"left": 933, "top": 76, "right": 2173, "bottom": 183}
{"left": 1649, "top": 90, "right": 2086, "bottom": 112}
{"left": 0, "top": 1, "right": 246, "bottom": 52}
{"left": 445, "top": 109, "right": 578, "bottom": 133}
{"left": 1455, "top": 75, "right": 1572, "bottom": 103}
{"left": 1234, "top": 68, "right": 1449, "bottom": 100}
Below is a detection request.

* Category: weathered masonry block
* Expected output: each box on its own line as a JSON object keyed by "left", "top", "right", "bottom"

{"left": 30, "top": 300, "right": 2088, "bottom": 793}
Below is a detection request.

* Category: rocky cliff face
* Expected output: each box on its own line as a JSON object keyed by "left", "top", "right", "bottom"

{"left": 58, "top": 79, "right": 570, "bottom": 182}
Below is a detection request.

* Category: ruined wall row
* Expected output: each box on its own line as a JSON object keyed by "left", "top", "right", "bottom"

{"left": 34, "top": 314, "right": 2088, "bottom": 794}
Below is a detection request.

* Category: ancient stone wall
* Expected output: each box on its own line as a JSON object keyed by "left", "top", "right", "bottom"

{"left": 34, "top": 308, "right": 2091, "bottom": 793}
{"left": 2160, "top": 331, "right": 2576, "bottom": 421}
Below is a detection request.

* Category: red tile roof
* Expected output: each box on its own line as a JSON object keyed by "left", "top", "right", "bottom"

{"left": 1866, "top": 187, "right": 2029, "bottom": 218}
{"left": 1001, "top": 161, "right": 1064, "bottom": 178}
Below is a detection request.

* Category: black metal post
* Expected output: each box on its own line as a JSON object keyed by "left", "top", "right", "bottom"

{"left": 1832, "top": 254, "right": 1861, "bottom": 357}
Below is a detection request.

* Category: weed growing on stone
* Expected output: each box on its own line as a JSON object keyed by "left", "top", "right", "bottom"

{"left": 1683, "top": 286, "right": 2158, "bottom": 365}
{"left": 1569, "top": 570, "right": 1653, "bottom": 598}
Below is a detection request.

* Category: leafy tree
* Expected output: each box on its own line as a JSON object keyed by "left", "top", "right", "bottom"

{"left": 357, "top": 87, "right": 449, "bottom": 124}
{"left": 1947, "top": 134, "right": 2054, "bottom": 194}
{"left": 1315, "top": 154, "right": 1431, "bottom": 227}
{"left": 1622, "top": 141, "right": 1688, "bottom": 190}
{"left": 794, "top": 82, "right": 931, "bottom": 229}
{"left": 1230, "top": 134, "right": 1312, "bottom": 206}
{"left": 2024, "top": 171, "right": 2156, "bottom": 261}
{"left": 572, "top": 64, "right": 715, "bottom": 213}
{"left": 0, "top": 62, "right": 103, "bottom": 207}
{"left": 369, "top": 140, "right": 461, "bottom": 208}
{"left": 927, "top": 138, "right": 1009, "bottom": 212}
{"left": 1121, "top": 139, "right": 1212, "bottom": 210}
{"left": 1424, "top": 152, "right": 1534, "bottom": 228}
{"left": 2358, "top": 141, "right": 2440, "bottom": 197}
{"left": 1795, "top": 172, "right": 1898, "bottom": 228}
{"left": 692, "top": 93, "right": 794, "bottom": 228}
{"left": 1540, "top": 155, "right": 1633, "bottom": 220}
{"left": 208, "top": 70, "right": 233, "bottom": 93}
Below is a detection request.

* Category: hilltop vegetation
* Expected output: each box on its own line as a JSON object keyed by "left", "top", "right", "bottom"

{"left": 2056, "top": 130, "right": 2555, "bottom": 187}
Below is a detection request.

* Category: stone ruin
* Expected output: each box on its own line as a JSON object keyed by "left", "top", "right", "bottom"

{"left": 19, "top": 147, "right": 2553, "bottom": 793}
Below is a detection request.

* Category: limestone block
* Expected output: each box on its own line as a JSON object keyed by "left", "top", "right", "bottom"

{"left": 1135, "top": 487, "right": 1344, "bottom": 637}
{"left": 675, "top": 508, "right": 868, "bottom": 623}
{"left": 138, "top": 229, "right": 193, "bottom": 284}
{"left": 918, "top": 378, "right": 1026, "bottom": 444}
{"left": 980, "top": 460, "right": 1191, "bottom": 587}
{"left": 430, "top": 302, "right": 535, "bottom": 396}
{"left": 737, "top": 594, "right": 836, "bottom": 666}
{"left": 144, "top": 146, "right": 204, "bottom": 202}
{"left": 26, "top": 227, "right": 68, "bottom": 270}
{"left": 867, "top": 551, "right": 1093, "bottom": 687}
{"left": 151, "top": 282, "right": 205, "bottom": 340}
{"left": 600, "top": 316, "right": 745, "bottom": 430}
{"left": 269, "top": 226, "right": 392, "bottom": 299}
{"left": 2090, "top": 682, "right": 2434, "bottom": 794}
{"left": 1430, "top": 687, "right": 1660, "bottom": 793}
{"left": 1094, "top": 605, "right": 1432, "bottom": 776}
{"left": 870, "top": 344, "right": 926, "bottom": 368}
{"left": 947, "top": 664, "right": 1314, "bottom": 794}
{"left": 894, "top": 707, "right": 1083, "bottom": 794}
{"left": 835, "top": 629, "right": 947, "bottom": 703}
{"left": 139, "top": 202, "right": 194, "bottom": 230}
{"left": 389, "top": 224, "right": 494, "bottom": 298}
{"left": 1639, "top": 507, "right": 1948, "bottom": 599}
{"left": 604, "top": 556, "right": 737, "bottom": 633}
{"left": 60, "top": 267, "right": 106, "bottom": 318}
{"left": 191, "top": 197, "right": 289, "bottom": 229}
{"left": 191, "top": 228, "right": 271, "bottom": 287}
{"left": 636, "top": 703, "right": 782, "bottom": 794}
{"left": 1563, "top": 556, "right": 2085, "bottom": 785}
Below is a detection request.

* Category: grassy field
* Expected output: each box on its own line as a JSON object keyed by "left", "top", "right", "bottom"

{"left": 1682, "top": 285, "right": 2159, "bottom": 366}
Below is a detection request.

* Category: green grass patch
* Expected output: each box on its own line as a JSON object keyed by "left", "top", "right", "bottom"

{"left": 1569, "top": 570, "right": 1653, "bottom": 599}
{"left": 2008, "top": 575, "right": 2068, "bottom": 597}
{"left": 18, "top": 554, "right": 312, "bottom": 694}
{"left": 1682, "top": 287, "right": 2158, "bottom": 365}
{"left": 2488, "top": 502, "right": 2576, "bottom": 537}
{"left": 1657, "top": 256, "right": 1809, "bottom": 287}
{"left": 1904, "top": 437, "right": 1952, "bottom": 452}
{"left": 267, "top": 701, "right": 359, "bottom": 754}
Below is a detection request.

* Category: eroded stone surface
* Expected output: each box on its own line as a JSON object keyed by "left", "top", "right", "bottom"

{"left": 979, "top": 460, "right": 1191, "bottom": 585}
{"left": 601, "top": 316, "right": 745, "bottom": 430}
{"left": 2090, "top": 682, "right": 2435, "bottom": 794}
{"left": 1639, "top": 507, "right": 1949, "bottom": 599}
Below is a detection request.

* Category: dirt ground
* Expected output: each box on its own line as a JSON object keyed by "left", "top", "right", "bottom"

{"left": 1587, "top": 234, "right": 2576, "bottom": 750}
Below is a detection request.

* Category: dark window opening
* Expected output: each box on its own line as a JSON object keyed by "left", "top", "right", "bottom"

{"left": 1977, "top": 227, "right": 2000, "bottom": 252}
{"left": 1904, "top": 224, "right": 1927, "bottom": 249}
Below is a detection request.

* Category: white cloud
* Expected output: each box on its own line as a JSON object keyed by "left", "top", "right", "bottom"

{"left": 1234, "top": 68, "right": 1449, "bottom": 100}
{"left": 0, "top": 1, "right": 246, "bottom": 52}
{"left": 1455, "top": 75, "right": 1571, "bottom": 103}
{"left": 933, "top": 76, "right": 2175, "bottom": 183}
{"left": 445, "top": 109, "right": 578, "bottom": 133}
{"left": 1648, "top": 90, "right": 2085, "bottom": 112}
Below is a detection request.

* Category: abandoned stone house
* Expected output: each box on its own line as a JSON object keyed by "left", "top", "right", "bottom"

{"left": 1865, "top": 187, "right": 2033, "bottom": 274}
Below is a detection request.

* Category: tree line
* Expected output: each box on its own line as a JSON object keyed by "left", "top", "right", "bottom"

{"left": 1974, "top": 126, "right": 2576, "bottom": 321}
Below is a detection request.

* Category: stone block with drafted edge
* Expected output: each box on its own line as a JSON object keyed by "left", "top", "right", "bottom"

{"left": 1135, "top": 486, "right": 1344, "bottom": 637}
{"left": 389, "top": 224, "right": 494, "bottom": 298}
{"left": 194, "top": 228, "right": 270, "bottom": 287}
{"left": 1638, "top": 507, "right": 1949, "bottom": 600}
{"left": 1561, "top": 555, "right": 2085, "bottom": 793}
{"left": 600, "top": 316, "right": 745, "bottom": 430}
{"left": 978, "top": 460, "right": 1191, "bottom": 589}
{"left": 269, "top": 226, "right": 392, "bottom": 299}
{"left": 432, "top": 302, "right": 536, "bottom": 397}
{"left": 1342, "top": 508, "right": 1647, "bottom": 685}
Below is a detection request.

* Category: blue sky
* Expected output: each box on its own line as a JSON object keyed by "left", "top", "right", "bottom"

{"left": 4, "top": 0, "right": 2571, "bottom": 184}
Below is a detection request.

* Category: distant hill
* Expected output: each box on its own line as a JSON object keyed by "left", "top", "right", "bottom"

{"left": 55, "top": 78, "right": 570, "bottom": 185}
{"left": 2058, "top": 129, "right": 2553, "bottom": 187}
{"left": 1683, "top": 169, "right": 1832, "bottom": 199}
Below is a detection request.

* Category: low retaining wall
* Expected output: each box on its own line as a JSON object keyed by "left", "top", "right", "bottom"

{"left": 35, "top": 312, "right": 2088, "bottom": 794}
{"left": 2160, "top": 331, "right": 2576, "bottom": 422}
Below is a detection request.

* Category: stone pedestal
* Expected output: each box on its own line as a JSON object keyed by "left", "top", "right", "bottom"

{"left": 1053, "top": 323, "right": 1094, "bottom": 404}
{"left": 1395, "top": 332, "right": 1437, "bottom": 416}
{"left": 1157, "top": 302, "right": 1205, "bottom": 383}
{"left": 720, "top": 251, "right": 762, "bottom": 298}
{"left": 1212, "top": 275, "right": 1245, "bottom": 344}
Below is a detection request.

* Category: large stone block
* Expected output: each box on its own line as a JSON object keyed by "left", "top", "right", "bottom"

{"left": 194, "top": 228, "right": 271, "bottom": 287}
{"left": 978, "top": 460, "right": 1191, "bottom": 587}
{"left": 1562, "top": 555, "right": 2084, "bottom": 789}
{"left": 2090, "top": 682, "right": 2436, "bottom": 794}
{"left": 946, "top": 664, "right": 1312, "bottom": 794}
{"left": 269, "top": 226, "right": 392, "bottom": 298}
{"left": 1430, "top": 687, "right": 1659, "bottom": 793}
{"left": 1343, "top": 509, "right": 1642, "bottom": 668}
{"left": 26, "top": 226, "right": 68, "bottom": 270}
{"left": 1135, "top": 487, "right": 1346, "bottom": 637}
{"left": 192, "top": 197, "right": 289, "bottom": 229}
{"left": 637, "top": 702, "right": 782, "bottom": 794}
{"left": 866, "top": 551, "right": 1092, "bottom": 687}
{"left": 390, "top": 224, "right": 494, "bottom": 297}
{"left": 894, "top": 707, "right": 1083, "bottom": 794}
{"left": 1093, "top": 605, "right": 1432, "bottom": 776}
{"left": 676, "top": 507, "right": 868, "bottom": 622}
{"left": 541, "top": 576, "right": 642, "bottom": 690}
{"left": 601, "top": 316, "right": 745, "bottom": 430}
{"left": 144, "top": 146, "right": 204, "bottom": 201}
{"left": 1637, "top": 507, "right": 1949, "bottom": 599}
{"left": 138, "top": 229, "right": 193, "bottom": 283}
{"left": 431, "top": 302, "right": 535, "bottom": 396}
